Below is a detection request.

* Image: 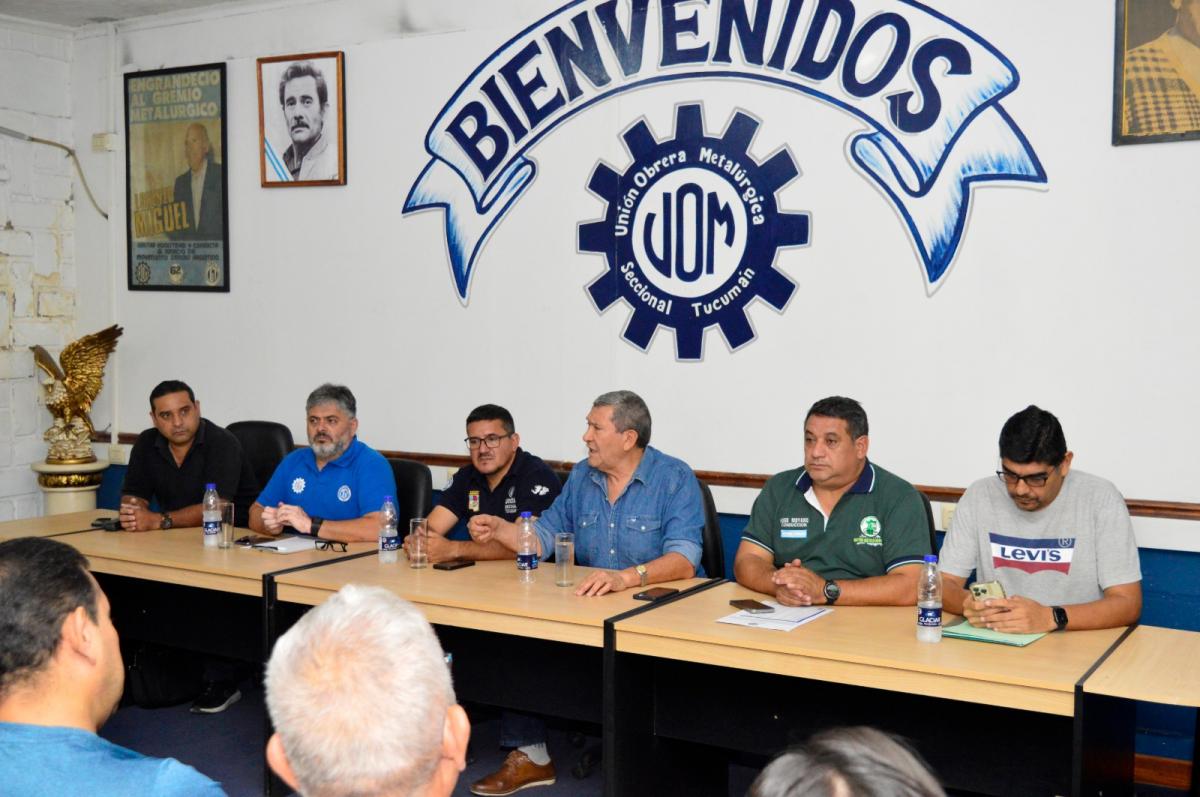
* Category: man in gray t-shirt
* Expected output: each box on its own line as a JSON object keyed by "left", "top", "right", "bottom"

{"left": 941, "top": 406, "right": 1142, "bottom": 634}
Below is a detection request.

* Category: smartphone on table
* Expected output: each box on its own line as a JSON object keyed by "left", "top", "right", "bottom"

{"left": 730, "top": 599, "right": 774, "bottom": 613}
{"left": 633, "top": 587, "right": 679, "bottom": 601}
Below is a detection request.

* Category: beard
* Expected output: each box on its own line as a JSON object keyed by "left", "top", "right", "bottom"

{"left": 311, "top": 436, "right": 348, "bottom": 460}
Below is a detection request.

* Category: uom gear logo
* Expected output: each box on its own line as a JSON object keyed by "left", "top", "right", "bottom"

{"left": 404, "top": 0, "right": 1046, "bottom": 351}
{"left": 580, "top": 104, "right": 809, "bottom": 358}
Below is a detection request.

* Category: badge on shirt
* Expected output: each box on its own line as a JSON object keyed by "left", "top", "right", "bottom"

{"left": 291, "top": 477, "right": 306, "bottom": 495}
{"left": 504, "top": 485, "right": 517, "bottom": 515}
{"left": 853, "top": 515, "right": 883, "bottom": 547}
{"left": 779, "top": 517, "right": 808, "bottom": 539}
{"left": 468, "top": 490, "right": 480, "bottom": 512}
{"left": 531, "top": 484, "right": 549, "bottom": 496}
{"left": 337, "top": 485, "right": 352, "bottom": 502}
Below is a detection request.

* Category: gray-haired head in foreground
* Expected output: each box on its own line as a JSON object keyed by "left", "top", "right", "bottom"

{"left": 306, "top": 383, "right": 356, "bottom": 418}
{"left": 266, "top": 585, "right": 453, "bottom": 797}
{"left": 749, "top": 726, "right": 945, "bottom": 797}
{"left": 592, "top": 390, "right": 651, "bottom": 449}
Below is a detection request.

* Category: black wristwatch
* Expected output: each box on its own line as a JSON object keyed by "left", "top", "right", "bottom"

{"left": 1051, "top": 606, "right": 1068, "bottom": 631}
{"left": 160, "top": 512, "right": 173, "bottom": 530}
{"left": 823, "top": 579, "right": 841, "bottom": 605}
{"left": 310, "top": 517, "right": 324, "bottom": 537}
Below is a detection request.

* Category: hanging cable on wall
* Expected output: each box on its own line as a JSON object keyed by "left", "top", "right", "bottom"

{"left": 0, "top": 125, "right": 109, "bottom": 220}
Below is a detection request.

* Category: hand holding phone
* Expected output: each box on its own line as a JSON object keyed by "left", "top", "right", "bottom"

{"left": 970, "top": 581, "right": 1007, "bottom": 602}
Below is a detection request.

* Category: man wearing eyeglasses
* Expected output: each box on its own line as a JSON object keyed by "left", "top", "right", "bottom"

{"left": 940, "top": 406, "right": 1142, "bottom": 633}
{"left": 407, "top": 404, "right": 560, "bottom": 564}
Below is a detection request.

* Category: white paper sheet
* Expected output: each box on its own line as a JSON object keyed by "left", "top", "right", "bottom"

{"left": 717, "top": 600, "right": 832, "bottom": 632}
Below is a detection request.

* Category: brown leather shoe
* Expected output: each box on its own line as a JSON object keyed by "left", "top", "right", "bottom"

{"left": 470, "top": 749, "right": 556, "bottom": 795}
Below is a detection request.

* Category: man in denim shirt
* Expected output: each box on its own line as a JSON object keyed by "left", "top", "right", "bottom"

{"left": 467, "top": 390, "right": 704, "bottom": 795}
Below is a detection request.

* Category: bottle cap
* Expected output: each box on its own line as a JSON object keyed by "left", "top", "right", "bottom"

{"left": 924, "top": 554, "right": 938, "bottom": 563}
{"left": 519, "top": 511, "right": 532, "bottom": 518}
{"left": 205, "top": 483, "right": 216, "bottom": 490}
{"left": 384, "top": 495, "right": 394, "bottom": 502}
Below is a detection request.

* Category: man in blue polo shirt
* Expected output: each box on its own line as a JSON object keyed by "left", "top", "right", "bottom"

{"left": 250, "top": 383, "right": 395, "bottom": 543}
{"left": 734, "top": 396, "right": 930, "bottom": 607}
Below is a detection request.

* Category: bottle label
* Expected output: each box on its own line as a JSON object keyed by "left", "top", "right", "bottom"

{"left": 203, "top": 520, "right": 220, "bottom": 536}
{"left": 380, "top": 535, "right": 399, "bottom": 551}
{"left": 917, "top": 606, "right": 942, "bottom": 627}
{"left": 517, "top": 552, "right": 538, "bottom": 571}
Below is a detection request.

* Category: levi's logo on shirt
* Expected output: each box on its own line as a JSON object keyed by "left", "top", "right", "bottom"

{"left": 989, "top": 533, "right": 1075, "bottom": 574}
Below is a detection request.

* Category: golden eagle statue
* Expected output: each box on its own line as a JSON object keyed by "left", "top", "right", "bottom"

{"left": 33, "top": 324, "right": 123, "bottom": 464}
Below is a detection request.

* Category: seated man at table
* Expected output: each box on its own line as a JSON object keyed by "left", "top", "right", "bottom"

{"left": 466, "top": 390, "right": 703, "bottom": 796}
{"left": 407, "top": 403, "right": 561, "bottom": 564}
{"left": 734, "top": 396, "right": 931, "bottom": 607}
{"left": 120, "top": 379, "right": 258, "bottom": 531}
{"left": 120, "top": 379, "right": 258, "bottom": 714}
{"left": 251, "top": 383, "right": 395, "bottom": 543}
{"left": 0, "top": 537, "right": 225, "bottom": 796}
{"left": 265, "top": 584, "right": 469, "bottom": 797}
{"left": 940, "top": 406, "right": 1142, "bottom": 633}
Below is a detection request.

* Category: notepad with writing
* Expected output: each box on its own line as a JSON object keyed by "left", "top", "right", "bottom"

{"left": 717, "top": 601, "right": 832, "bottom": 632}
{"left": 251, "top": 536, "right": 316, "bottom": 554}
{"left": 942, "top": 619, "right": 1046, "bottom": 647}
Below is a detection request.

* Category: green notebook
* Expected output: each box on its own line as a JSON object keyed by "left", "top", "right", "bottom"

{"left": 942, "top": 620, "right": 1046, "bottom": 647}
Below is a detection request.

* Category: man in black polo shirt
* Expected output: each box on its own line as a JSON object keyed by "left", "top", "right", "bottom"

{"left": 120, "top": 380, "right": 258, "bottom": 530}
{"left": 118, "top": 379, "right": 258, "bottom": 714}
{"left": 407, "top": 404, "right": 560, "bottom": 564}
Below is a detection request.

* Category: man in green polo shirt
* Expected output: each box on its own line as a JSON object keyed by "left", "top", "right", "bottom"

{"left": 734, "top": 396, "right": 931, "bottom": 606}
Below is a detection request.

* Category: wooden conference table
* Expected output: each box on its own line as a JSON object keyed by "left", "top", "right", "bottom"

{"left": 0, "top": 508, "right": 116, "bottom": 539}
{"left": 3, "top": 512, "right": 1195, "bottom": 796}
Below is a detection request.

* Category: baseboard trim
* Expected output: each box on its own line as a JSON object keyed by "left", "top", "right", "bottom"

{"left": 1137, "top": 753, "right": 1192, "bottom": 791}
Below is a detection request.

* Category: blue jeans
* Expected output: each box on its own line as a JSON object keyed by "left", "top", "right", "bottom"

{"left": 500, "top": 711, "right": 546, "bottom": 748}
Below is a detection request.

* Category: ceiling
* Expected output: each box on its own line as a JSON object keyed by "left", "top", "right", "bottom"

{"left": 0, "top": 0, "right": 233, "bottom": 28}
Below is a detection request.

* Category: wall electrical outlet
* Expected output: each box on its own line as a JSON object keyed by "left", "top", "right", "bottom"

{"left": 91, "top": 132, "right": 118, "bottom": 152}
{"left": 107, "top": 444, "right": 127, "bottom": 464}
{"left": 940, "top": 504, "right": 956, "bottom": 531}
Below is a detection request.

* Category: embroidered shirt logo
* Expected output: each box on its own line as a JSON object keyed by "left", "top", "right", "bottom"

{"left": 337, "top": 485, "right": 352, "bottom": 502}
{"left": 291, "top": 477, "right": 305, "bottom": 494}
{"left": 853, "top": 515, "right": 883, "bottom": 547}
{"left": 531, "top": 484, "right": 549, "bottom": 496}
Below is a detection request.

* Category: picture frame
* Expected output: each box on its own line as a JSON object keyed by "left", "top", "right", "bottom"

{"left": 124, "top": 63, "right": 230, "bottom": 291}
{"left": 257, "top": 51, "right": 346, "bottom": 186}
{"left": 1113, "top": 0, "right": 1200, "bottom": 145}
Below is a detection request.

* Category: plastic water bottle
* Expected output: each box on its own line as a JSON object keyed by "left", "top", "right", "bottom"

{"left": 516, "top": 511, "right": 538, "bottom": 583}
{"left": 917, "top": 553, "right": 942, "bottom": 643}
{"left": 378, "top": 495, "right": 399, "bottom": 563}
{"left": 201, "top": 483, "right": 220, "bottom": 548}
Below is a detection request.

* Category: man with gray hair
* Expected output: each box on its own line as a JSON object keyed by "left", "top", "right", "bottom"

{"left": 265, "top": 584, "right": 469, "bottom": 797}
{"left": 251, "top": 383, "right": 395, "bottom": 542}
{"left": 467, "top": 390, "right": 704, "bottom": 795}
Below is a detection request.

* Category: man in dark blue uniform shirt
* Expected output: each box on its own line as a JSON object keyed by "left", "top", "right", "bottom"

{"left": 408, "top": 404, "right": 560, "bottom": 564}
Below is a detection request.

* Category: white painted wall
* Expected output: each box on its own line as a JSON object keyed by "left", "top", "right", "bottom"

{"left": 63, "top": 0, "right": 1200, "bottom": 549}
{"left": 0, "top": 17, "right": 78, "bottom": 519}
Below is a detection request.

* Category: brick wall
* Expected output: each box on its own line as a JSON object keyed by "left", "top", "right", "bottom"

{"left": 0, "top": 21, "right": 76, "bottom": 520}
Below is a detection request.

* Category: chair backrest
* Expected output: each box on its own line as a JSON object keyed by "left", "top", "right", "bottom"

{"left": 919, "top": 490, "right": 938, "bottom": 554}
{"left": 226, "top": 421, "right": 294, "bottom": 493}
{"left": 696, "top": 478, "right": 724, "bottom": 579}
{"left": 387, "top": 457, "right": 433, "bottom": 531}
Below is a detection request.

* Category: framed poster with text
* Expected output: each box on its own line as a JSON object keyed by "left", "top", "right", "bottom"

{"left": 124, "top": 63, "right": 230, "bottom": 291}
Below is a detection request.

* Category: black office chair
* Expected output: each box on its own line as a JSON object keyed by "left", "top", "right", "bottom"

{"left": 919, "top": 490, "right": 938, "bottom": 554}
{"left": 697, "top": 478, "right": 724, "bottom": 579}
{"left": 227, "top": 421, "right": 294, "bottom": 492}
{"left": 387, "top": 457, "right": 433, "bottom": 530}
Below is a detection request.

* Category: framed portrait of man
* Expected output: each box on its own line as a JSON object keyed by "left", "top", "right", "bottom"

{"left": 124, "top": 63, "right": 230, "bottom": 291}
{"left": 257, "top": 51, "right": 346, "bottom": 186}
{"left": 1114, "top": 0, "right": 1200, "bottom": 144}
